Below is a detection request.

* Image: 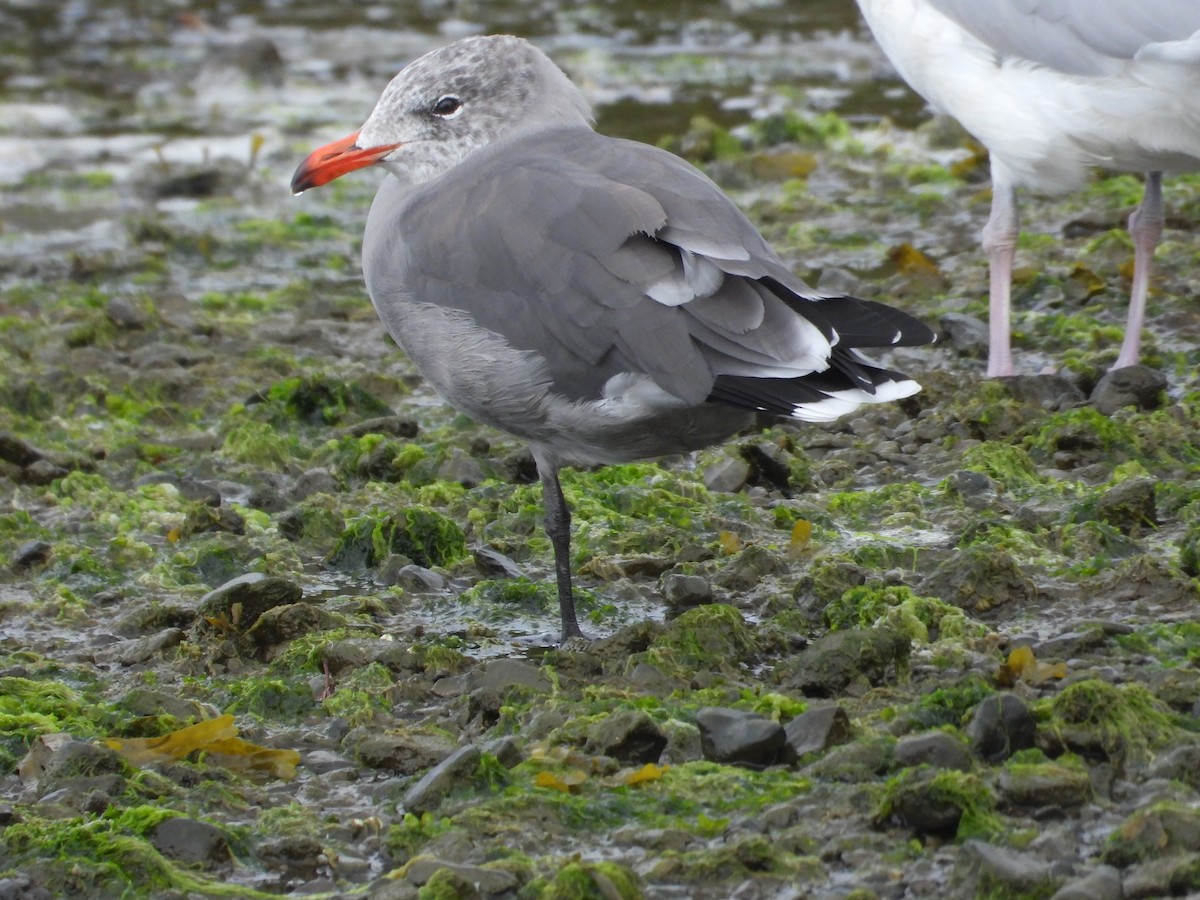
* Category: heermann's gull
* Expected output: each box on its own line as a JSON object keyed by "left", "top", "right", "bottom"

{"left": 292, "top": 35, "right": 936, "bottom": 640}
{"left": 855, "top": 0, "right": 1200, "bottom": 375}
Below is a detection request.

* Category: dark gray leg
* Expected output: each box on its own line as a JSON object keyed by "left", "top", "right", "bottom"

{"left": 540, "top": 465, "right": 583, "bottom": 639}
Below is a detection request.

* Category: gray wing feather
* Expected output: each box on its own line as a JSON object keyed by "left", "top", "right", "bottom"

{"left": 370, "top": 127, "right": 833, "bottom": 406}
{"left": 926, "top": 0, "right": 1200, "bottom": 74}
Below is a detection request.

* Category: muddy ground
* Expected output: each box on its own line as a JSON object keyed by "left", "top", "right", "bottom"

{"left": 1, "top": 2, "right": 1199, "bottom": 899}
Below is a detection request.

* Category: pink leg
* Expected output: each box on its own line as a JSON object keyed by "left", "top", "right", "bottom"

{"left": 1112, "top": 171, "right": 1163, "bottom": 370}
{"left": 982, "top": 176, "right": 1019, "bottom": 377}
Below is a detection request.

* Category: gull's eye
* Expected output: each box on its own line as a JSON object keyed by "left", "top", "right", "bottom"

{"left": 432, "top": 96, "right": 462, "bottom": 117}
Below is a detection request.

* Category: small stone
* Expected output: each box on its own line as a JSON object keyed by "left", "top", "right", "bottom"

{"left": 12, "top": 540, "right": 52, "bottom": 571}
{"left": 1090, "top": 364, "right": 1167, "bottom": 414}
{"left": 402, "top": 745, "right": 483, "bottom": 814}
{"left": 350, "top": 730, "right": 457, "bottom": 776}
{"left": 150, "top": 817, "right": 231, "bottom": 867}
{"left": 695, "top": 707, "right": 785, "bottom": 769}
{"left": 938, "top": 312, "right": 989, "bottom": 358}
{"left": 106, "top": 296, "right": 151, "bottom": 329}
{"left": 470, "top": 658, "right": 551, "bottom": 693}
{"left": 966, "top": 694, "right": 1036, "bottom": 762}
{"left": 243, "top": 603, "right": 341, "bottom": 648}
{"left": 660, "top": 573, "right": 713, "bottom": 612}
{"left": 703, "top": 455, "right": 751, "bottom": 493}
{"left": 945, "top": 469, "right": 995, "bottom": 502}
{"left": 997, "top": 763, "right": 1091, "bottom": 809}
{"left": 783, "top": 704, "right": 853, "bottom": 762}
{"left": 23, "top": 459, "right": 68, "bottom": 485}
{"left": 740, "top": 440, "right": 793, "bottom": 491}
{"left": 1049, "top": 864, "right": 1122, "bottom": 900}
{"left": 1095, "top": 477, "right": 1157, "bottom": 535}
{"left": 135, "top": 473, "right": 222, "bottom": 506}
{"left": 474, "top": 547, "right": 523, "bottom": 578}
{"left": 1147, "top": 743, "right": 1200, "bottom": 791}
{"left": 585, "top": 710, "right": 668, "bottom": 765}
{"left": 381, "top": 563, "right": 445, "bottom": 592}
{"left": 93, "top": 628, "right": 185, "bottom": 666}
{"left": 292, "top": 467, "right": 339, "bottom": 500}
{"left": 952, "top": 840, "right": 1057, "bottom": 898}
{"left": 782, "top": 628, "right": 911, "bottom": 697}
{"left": 196, "top": 573, "right": 303, "bottom": 631}
{"left": 403, "top": 857, "right": 518, "bottom": 894}
{"left": 893, "top": 730, "right": 972, "bottom": 772}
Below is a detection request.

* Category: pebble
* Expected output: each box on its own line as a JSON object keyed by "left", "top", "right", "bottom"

{"left": 402, "top": 745, "right": 483, "bottom": 814}
{"left": 585, "top": 710, "right": 668, "bottom": 765}
{"left": 893, "top": 730, "right": 972, "bottom": 772}
{"left": 783, "top": 704, "right": 853, "bottom": 762}
{"left": 1089, "top": 364, "right": 1168, "bottom": 414}
{"left": 150, "top": 817, "right": 231, "bottom": 867}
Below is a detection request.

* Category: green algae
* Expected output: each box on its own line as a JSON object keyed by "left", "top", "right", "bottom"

{"left": 959, "top": 442, "right": 1042, "bottom": 490}
{"left": 910, "top": 676, "right": 995, "bottom": 729}
{"left": 876, "top": 768, "right": 1002, "bottom": 841}
{"left": 0, "top": 809, "right": 277, "bottom": 900}
{"left": 259, "top": 373, "right": 393, "bottom": 427}
{"left": 645, "top": 604, "right": 757, "bottom": 676}
{"left": 329, "top": 506, "right": 467, "bottom": 571}
{"left": 1043, "top": 678, "right": 1182, "bottom": 763}
{"left": 534, "top": 860, "right": 643, "bottom": 900}
{"left": 824, "top": 584, "right": 984, "bottom": 644}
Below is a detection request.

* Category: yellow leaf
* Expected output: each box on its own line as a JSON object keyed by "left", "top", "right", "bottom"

{"left": 166, "top": 527, "right": 181, "bottom": 544}
{"left": 789, "top": 520, "right": 812, "bottom": 558}
{"left": 995, "top": 646, "right": 1067, "bottom": 686}
{"left": 535, "top": 769, "right": 588, "bottom": 794}
{"left": 102, "top": 714, "right": 300, "bottom": 779}
{"left": 620, "top": 763, "right": 669, "bottom": 786}
{"left": 719, "top": 531, "right": 742, "bottom": 555}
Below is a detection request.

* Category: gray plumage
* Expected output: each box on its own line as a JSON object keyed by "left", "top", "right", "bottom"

{"left": 293, "top": 35, "right": 936, "bottom": 639}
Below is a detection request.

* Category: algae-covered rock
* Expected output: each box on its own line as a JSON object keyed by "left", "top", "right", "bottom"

{"left": 1095, "top": 476, "right": 1157, "bottom": 535}
{"left": 997, "top": 758, "right": 1091, "bottom": 809}
{"left": 780, "top": 628, "right": 910, "bottom": 697}
{"left": 966, "top": 694, "right": 1036, "bottom": 763}
{"left": 349, "top": 728, "right": 457, "bottom": 776}
{"left": 329, "top": 507, "right": 467, "bottom": 572}
{"left": 539, "top": 860, "right": 642, "bottom": 900}
{"left": 646, "top": 604, "right": 758, "bottom": 677}
{"left": 1102, "top": 804, "right": 1200, "bottom": 867}
{"left": 195, "top": 573, "right": 303, "bottom": 631}
{"left": 949, "top": 840, "right": 1059, "bottom": 900}
{"left": 920, "top": 545, "right": 1037, "bottom": 613}
{"left": 584, "top": 710, "right": 667, "bottom": 765}
{"left": 1042, "top": 679, "right": 1179, "bottom": 765}
{"left": 875, "top": 769, "right": 999, "bottom": 840}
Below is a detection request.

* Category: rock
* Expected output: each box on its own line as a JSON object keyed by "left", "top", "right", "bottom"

{"left": 1090, "top": 364, "right": 1167, "bottom": 414}
{"left": 196, "top": 573, "right": 303, "bottom": 631}
{"left": 695, "top": 707, "right": 785, "bottom": 769}
{"left": 18, "top": 735, "right": 125, "bottom": 794}
{"left": 436, "top": 448, "right": 487, "bottom": 487}
{"left": 713, "top": 544, "right": 789, "bottom": 591}
{"left": 1095, "top": 477, "right": 1157, "bottom": 535}
{"left": 783, "top": 705, "right": 853, "bottom": 762}
{"left": 93, "top": 628, "right": 185, "bottom": 666}
{"left": 741, "top": 440, "right": 793, "bottom": 491}
{"left": 781, "top": 628, "right": 911, "bottom": 697}
{"left": 1122, "top": 852, "right": 1200, "bottom": 899}
{"left": 150, "top": 817, "right": 231, "bottom": 867}
{"left": 938, "top": 312, "right": 989, "bottom": 358}
{"left": 482, "top": 736, "right": 522, "bottom": 769}
{"left": 660, "top": 572, "right": 713, "bottom": 613}
{"left": 402, "top": 745, "right": 483, "bottom": 814}
{"left": 302, "top": 750, "right": 356, "bottom": 775}
{"left": 350, "top": 730, "right": 457, "bottom": 776}
{"left": 585, "top": 710, "right": 668, "bottom": 765}
{"left": 997, "top": 762, "right": 1091, "bottom": 809}
{"left": 470, "top": 658, "right": 551, "bottom": 693}
{"left": 255, "top": 834, "right": 324, "bottom": 878}
{"left": 966, "top": 694, "right": 1037, "bottom": 762}
{"left": 703, "top": 455, "right": 751, "bottom": 493}
{"left": 920, "top": 545, "right": 1037, "bottom": 613}
{"left": 893, "top": 730, "right": 972, "bottom": 772}
{"left": 11, "top": 541, "right": 51, "bottom": 571}
{"left": 291, "top": 467, "right": 339, "bottom": 500}
{"left": 473, "top": 547, "right": 523, "bottom": 578}
{"left": 0, "top": 874, "right": 52, "bottom": 900}
{"left": 182, "top": 503, "right": 246, "bottom": 537}
{"left": 951, "top": 840, "right": 1058, "bottom": 898}
{"left": 402, "top": 856, "right": 518, "bottom": 894}
{"left": 944, "top": 469, "right": 996, "bottom": 506}
{"left": 1102, "top": 804, "right": 1200, "bottom": 867}
{"left": 22, "top": 460, "right": 68, "bottom": 485}
{"left": 1049, "top": 864, "right": 1122, "bottom": 900}
{"left": 1000, "top": 373, "right": 1086, "bottom": 410}
{"left": 803, "top": 735, "right": 894, "bottom": 782}
{"left": 243, "top": 602, "right": 342, "bottom": 648}
{"left": 1147, "top": 743, "right": 1200, "bottom": 791}
{"left": 134, "top": 473, "right": 222, "bottom": 506}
